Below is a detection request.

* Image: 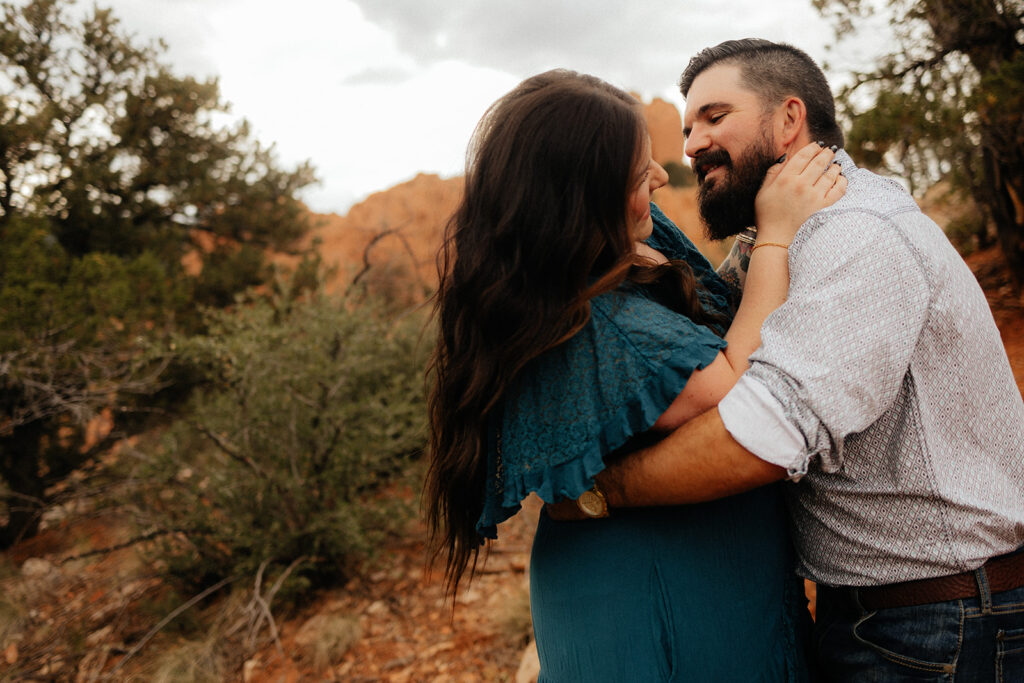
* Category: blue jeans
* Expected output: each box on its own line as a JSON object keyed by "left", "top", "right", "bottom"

{"left": 815, "top": 575, "right": 1024, "bottom": 681}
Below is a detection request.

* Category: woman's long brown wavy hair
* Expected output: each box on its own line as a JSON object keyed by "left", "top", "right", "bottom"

{"left": 424, "top": 70, "right": 724, "bottom": 598}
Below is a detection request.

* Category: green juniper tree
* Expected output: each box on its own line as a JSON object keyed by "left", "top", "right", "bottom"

{"left": 0, "top": 0, "right": 316, "bottom": 546}
{"left": 815, "top": 0, "right": 1023, "bottom": 280}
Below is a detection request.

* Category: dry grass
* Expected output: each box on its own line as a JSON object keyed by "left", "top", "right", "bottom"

{"left": 296, "top": 613, "right": 362, "bottom": 672}
{"left": 148, "top": 636, "right": 226, "bottom": 683}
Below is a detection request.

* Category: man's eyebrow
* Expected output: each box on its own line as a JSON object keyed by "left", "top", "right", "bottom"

{"left": 682, "top": 101, "right": 732, "bottom": 137}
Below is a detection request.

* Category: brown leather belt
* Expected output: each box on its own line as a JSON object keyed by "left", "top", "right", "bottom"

{"left": 855, "top": 549, "right": 1024, "bottom": 611}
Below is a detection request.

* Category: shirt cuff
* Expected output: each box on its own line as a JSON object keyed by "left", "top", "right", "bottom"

{"left": 719, "top": 374, "right": 806, "bottom": 480}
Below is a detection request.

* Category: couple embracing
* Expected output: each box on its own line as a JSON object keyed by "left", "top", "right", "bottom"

{"left": 426, "top": 39, "right": 1024, "bottom": 682}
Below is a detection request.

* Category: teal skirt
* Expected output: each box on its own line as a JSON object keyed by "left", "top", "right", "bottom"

{"left": 529, "top": 485, "right": 812, "bottom": 682}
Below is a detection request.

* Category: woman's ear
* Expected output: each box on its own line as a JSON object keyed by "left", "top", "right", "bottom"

{"left": 774, "top": 97, "right": 807, "bottom": 147}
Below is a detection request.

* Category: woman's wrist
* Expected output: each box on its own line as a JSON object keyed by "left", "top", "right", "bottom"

{"left": 751, "top": 241, "right": 789, "bottom": 255}
{"left": 752, "top": 221, "right": 797, "bottom": 245}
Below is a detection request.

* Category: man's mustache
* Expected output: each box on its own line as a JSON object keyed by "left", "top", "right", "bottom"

{"left": 693, "top": 150, "right": 732, "bottom": 183}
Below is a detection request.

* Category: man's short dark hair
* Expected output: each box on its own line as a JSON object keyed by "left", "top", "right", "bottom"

{"left": 679, "top": 38, "right": 844, "bottom": 148}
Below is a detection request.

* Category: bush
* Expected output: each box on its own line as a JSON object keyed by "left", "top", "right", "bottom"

{"left": 0, "top": 216, "right": 184, "bottom": 546}
{"left": 663, "top": 161, "right": 696, "bottom": 188}
{"left": 0, "top": 0, "right": 316, "bottom": 547}
{"left": 129, "top": 293, "right": 429, "bottom": 597}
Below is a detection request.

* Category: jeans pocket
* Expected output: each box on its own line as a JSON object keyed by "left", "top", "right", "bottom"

{"left": 997, "top": 627, "right": 1024, "bottom": 683}
{"left": 851, "top": 604, "right": 960, "bottom": 676}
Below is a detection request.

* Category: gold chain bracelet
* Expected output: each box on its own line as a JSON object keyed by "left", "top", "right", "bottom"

{"left": 751, "top": 241, "right": 789, "bottom": 254}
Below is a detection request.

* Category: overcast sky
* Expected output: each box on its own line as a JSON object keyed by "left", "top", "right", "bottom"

{"left": 95, "top": 0, "right": 887, "bottom": 214}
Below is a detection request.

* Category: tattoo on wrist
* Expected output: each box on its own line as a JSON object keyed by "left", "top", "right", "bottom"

{"left": 718, "top": 266, "right": 741, "bottom": 308}
{"left": 736, "top": 230, "right": 755, "bottom": 256}
{"left": 720, "top": 265, "right": 740, "bottom": 289}
{"left": 738, "top": 248, "right": 751, "bottom": 273}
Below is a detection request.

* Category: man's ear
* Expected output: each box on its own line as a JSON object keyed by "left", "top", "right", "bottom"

{"left": 774, "top": 96, "right": 807, "bottom": 147}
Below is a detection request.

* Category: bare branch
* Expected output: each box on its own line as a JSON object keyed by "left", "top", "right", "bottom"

{"left": 186, "top": 419, "right": 266, "bottom": 478}
{"left": 346, "top": 226, "right": 400, "bottom": 295}
{"left": 236, "top": 556, "right": 307, "bottom": 660}
{"left": 105, "top": 575, "right": 237, "bottom": 677}
{"left": 56, "top": 528, "right": 178, "bottom": 566}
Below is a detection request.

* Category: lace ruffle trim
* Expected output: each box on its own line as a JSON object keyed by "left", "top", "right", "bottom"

{"left": 476, "top": 338, "right": 724, "bottom": 539}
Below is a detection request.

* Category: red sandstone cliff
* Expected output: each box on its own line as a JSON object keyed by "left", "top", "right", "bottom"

{"left": 305, "top": 97, "right": 725, "bottom": 302}
{"left": 643, "top": 97, "right": 686, "bottom": 167}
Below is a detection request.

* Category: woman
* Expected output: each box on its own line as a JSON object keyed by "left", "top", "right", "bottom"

{"left": 425, "top": 70, "right": 844, "bottom": 681}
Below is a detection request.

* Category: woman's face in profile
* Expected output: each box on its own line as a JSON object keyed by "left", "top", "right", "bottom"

{"left": 628, "top": 134, "right": 668, "bottom": 241}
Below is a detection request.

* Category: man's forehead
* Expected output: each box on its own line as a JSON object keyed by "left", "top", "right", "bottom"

{"left": 682, "top": 64, "right": 753, "bottom": 118}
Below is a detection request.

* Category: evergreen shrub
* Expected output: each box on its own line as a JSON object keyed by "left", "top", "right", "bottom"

{"left": 131, "top": 294, "right": 429, "bottom": 598}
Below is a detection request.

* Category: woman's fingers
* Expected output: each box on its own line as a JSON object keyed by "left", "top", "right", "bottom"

{"left": 769, "top": 143, "right": 838, "bottom": 195}
{"left": 792, "top": 144, "right": 845, "bottom": 199}
{"left": 753, "top": 142, "right": 846, "bottom": 240}
{"left": 825, "top": 172, "right": 848, "bottom": 202}
{"left": 814, "top": 159, "right": 843, "bottom": 187}
{"left": 801, "top": 146, "right": 837, "bottom": 182}
{"left": 782, "top": 141, "right": 830, "bottom": 175}
{"left": 760, "top": 144, "right": 807, "bottom": 189}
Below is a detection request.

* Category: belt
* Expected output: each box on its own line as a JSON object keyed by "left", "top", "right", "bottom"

{"left": 855, "top": 549, "right": 1024, "bottom": 611}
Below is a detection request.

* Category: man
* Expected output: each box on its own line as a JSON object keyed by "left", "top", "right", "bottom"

{"left": 573, "top": 39, "right": 1024, "bottom": 679}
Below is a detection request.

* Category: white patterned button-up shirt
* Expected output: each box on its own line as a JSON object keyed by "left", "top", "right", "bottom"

{"left": 720, "top": 152, "right": 1024, "bottom": 587}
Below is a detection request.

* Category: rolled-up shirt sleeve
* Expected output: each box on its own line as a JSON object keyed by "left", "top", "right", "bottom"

{"left": 732, "top": 210, "right": 931, "bottom": 475}
{"left": 719, "top": 375, "right": 806, "bottom": 478}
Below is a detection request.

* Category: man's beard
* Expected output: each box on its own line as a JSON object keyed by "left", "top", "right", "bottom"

{"left": 696, "top": 134, "right": 777, "bottom": 241}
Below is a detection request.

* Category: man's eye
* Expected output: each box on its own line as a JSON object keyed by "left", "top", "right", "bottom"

{"left": 710, "top": 113, "right": 726, "bottom": 123}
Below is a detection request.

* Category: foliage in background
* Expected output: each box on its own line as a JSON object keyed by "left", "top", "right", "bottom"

{"left": 814, "top": 0, "right": 1024, "bottom": 280}
{"left": 663, "top": 161, "right": 696, "bottom": 188}
{"left": 0, "top": 0, "right": 316, "bottom": 276}
{"left": 127, "top": 292, "right": 429, "bottom": 601}
{"left": 0, "top": 0, "right": 316, "bottom": 546}
{"left": 0, "top": 214, "right": 184, "bottom": 545}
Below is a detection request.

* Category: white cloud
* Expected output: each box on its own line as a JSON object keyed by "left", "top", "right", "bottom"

{"left": 347, "top": 0, "right": 840, "bottom": 96}
{"left": 341, "top": 67, "right": 417, "bottom": 86}
{"left": 85, "top": 0, "right": 887, "bottom": 213}
{"left": 297, "top": 61, "right": 520, "bottom": 211}
{"left": 89, "top": 0, "right": 227, "bottom": 79}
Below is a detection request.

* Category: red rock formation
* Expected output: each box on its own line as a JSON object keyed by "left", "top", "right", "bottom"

{"left": 644, "top": 97, "right": 686, "bottom": 167}
{"left": 304, "top": 97, "right": 731, "bottom": 303}
{"left": 300, "top": 173, "right": 462, "bottom": 302}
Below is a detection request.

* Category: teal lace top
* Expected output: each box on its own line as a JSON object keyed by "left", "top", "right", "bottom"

{"left": 477, "top": 204, "right": 734, "bottom": 538}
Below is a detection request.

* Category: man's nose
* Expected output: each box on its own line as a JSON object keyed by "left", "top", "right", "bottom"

{"left": 683, "top": 125, "right": 710, "bottom": 161}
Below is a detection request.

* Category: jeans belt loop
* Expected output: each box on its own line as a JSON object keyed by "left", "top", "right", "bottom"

{"left": 974, "top": 565, "right": 993, "bottom": 614}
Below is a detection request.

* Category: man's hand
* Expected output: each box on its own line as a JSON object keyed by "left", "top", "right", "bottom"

{"left": 544, "top": 408, "right": 785, "bottom": 521}
{"left": 544, "top": 498, "right": 589, "bottom": 521}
